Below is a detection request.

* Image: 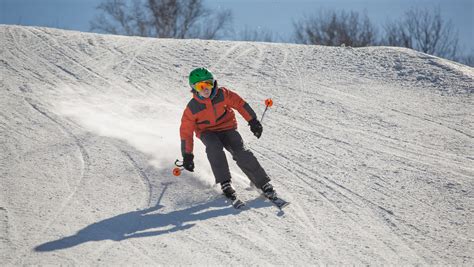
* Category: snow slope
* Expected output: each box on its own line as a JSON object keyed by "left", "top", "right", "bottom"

{"left": 1, "top": 25, "right": 473, "bottom": 265}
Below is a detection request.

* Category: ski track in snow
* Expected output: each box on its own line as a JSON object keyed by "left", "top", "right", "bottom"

{"left": 120, "top": 150, "right": 153, "bottom": 207}
{"left": 1, "top": 25, "right": 473, "bottom": 265}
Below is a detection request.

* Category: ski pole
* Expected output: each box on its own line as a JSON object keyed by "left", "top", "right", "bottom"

{"left": 260, "top": 98, "right": 273, "bottom": 122}
{"left": 173, "top": 159, "right": 184, "bottom": 176}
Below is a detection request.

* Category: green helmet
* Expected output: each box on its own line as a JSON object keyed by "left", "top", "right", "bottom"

{"left": 189, "top": 68, "right": 214, "bottom": 87}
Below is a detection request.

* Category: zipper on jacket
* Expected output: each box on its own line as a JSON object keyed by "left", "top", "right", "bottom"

{"left": 212, "top": 105, "right": 217, "bottom": 120}
{"left": 212, "top": 104, "right": 218, "bottom": 121}
{"left": 208, "top": 98, "right": 218, "bottom": 124}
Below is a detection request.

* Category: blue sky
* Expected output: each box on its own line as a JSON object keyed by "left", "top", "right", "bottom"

{"left": 1, "top": 0, "right": 472, "bottom": 55}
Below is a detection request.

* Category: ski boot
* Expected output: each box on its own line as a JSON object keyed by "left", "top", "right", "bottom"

{"left": 221, "top": 181, "right": 245, "bottom": 209}
{"left": 261, "top": 182, "right": 277, "bottom": 200}
{"left": 221, "top": 181, "right": 237, "bottom": 200}
{"left": 261, "top": 182, "right": 289, "bottom": 209}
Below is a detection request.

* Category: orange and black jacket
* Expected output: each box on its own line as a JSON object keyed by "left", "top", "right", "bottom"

{"left": 180, "top": 87, "right": 257, "bottom": 156}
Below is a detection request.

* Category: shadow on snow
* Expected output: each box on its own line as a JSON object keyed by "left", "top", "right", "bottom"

{"left": 34, "top": 196, "right": 271, "bottom": 252}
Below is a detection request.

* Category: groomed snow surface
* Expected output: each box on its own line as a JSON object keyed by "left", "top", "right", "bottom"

{"left": 1, "top": 25, "right": 473, "bottom": 265}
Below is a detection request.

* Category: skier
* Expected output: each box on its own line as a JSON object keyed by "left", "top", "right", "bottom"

{"left": 179, "top": 67, "right": 278, "bottom": 204}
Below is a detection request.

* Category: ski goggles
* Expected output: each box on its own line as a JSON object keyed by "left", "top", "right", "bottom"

{"left": 193, "top": 80, "right": 214, "bottom": 92}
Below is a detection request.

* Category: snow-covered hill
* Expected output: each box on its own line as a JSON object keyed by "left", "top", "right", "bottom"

{"left": 1, "top": 25, "right": 472, "bottom": 265}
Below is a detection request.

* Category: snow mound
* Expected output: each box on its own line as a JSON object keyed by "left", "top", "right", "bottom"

{"left": 1, "top": 25, "right": 473, "bottom": 265}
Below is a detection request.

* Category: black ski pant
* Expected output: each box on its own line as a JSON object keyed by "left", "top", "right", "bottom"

{"left": 200, "top": 129, "right": 270, "bottom": 189}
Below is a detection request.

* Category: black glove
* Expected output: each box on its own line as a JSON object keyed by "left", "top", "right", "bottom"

{"left": 183, "top": 153, "right": 194, "bottom": 172}
{"left": 249, "top": 118, "right": 263, "bottom": 139}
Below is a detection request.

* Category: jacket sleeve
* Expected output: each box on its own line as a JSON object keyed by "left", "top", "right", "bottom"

{"left": 225, "top": 88, "right": 257, "bottom": 122}
{"left": 180, "top": 107, "right": 195, "bottom": 156}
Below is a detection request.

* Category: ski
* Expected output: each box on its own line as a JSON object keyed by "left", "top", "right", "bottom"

{"left": 269, "top": 196, "right": 290, "bottom": 209}
{"left": 223, "top": 194, "right": 246, "bottom": 209}
{"left": 259, "top": 183, "right": 290, "bottom": 210}
{"left": 231, "top": 198, "right": 246, "bottom": 209}
{"left": 262, "top": 193, "right": 290, "bottom": 209}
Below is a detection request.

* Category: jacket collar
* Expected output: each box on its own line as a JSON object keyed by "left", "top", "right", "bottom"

{"left": 193, "top": 86, "right": 218, "bottom": 102}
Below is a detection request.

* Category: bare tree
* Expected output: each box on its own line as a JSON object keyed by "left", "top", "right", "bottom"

{"left": 383, "top": 7, "right": 458, "bottom": 59}
{"left": 383, "top": 19, "right": 411, "bottom": 48}
{"left": 191, "top": 9, "right": 233, "bottom": 39}
{"left": 90, "top": 0, "right": 232, "bottom": 39}
{"left": 458, "top": 53, "right": 474, "bottom": 67}
{"left": 293, "top": 9, "right": 378, "bottom": 47}
{"left": 237, "top": 26, "right": 278, "bottom": 43}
